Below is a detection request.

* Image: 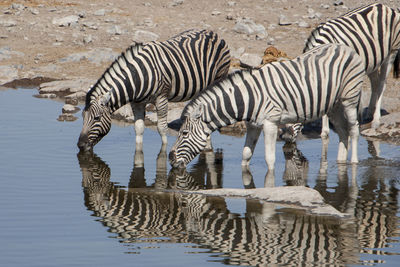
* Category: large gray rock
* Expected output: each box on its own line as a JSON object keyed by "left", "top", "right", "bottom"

{"left": 233, "top": 18, "right": 267, "bottom": 38}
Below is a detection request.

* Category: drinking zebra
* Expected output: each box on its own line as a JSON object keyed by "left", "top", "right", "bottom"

{"left": 286, "top": 3, "right": 400, "bottom": 140}
{"left": 77, "top": 29, "right": 230, "bottom": 151}
{"left": 169, "top": 44, "right": 365, "bottom": 170}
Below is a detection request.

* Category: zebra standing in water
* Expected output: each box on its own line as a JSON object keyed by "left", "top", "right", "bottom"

{"left": 286, "top": 3, "right": 400, "bottom": 140}
{"left": 77, "top": 29, "right": 230, "bottom": 151}
{"left": 169, "top": 44, "right": 365, "bottom": 170}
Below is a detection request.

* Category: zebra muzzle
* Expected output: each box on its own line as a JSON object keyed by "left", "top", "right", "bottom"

{"left": 168, "top": 150, "right": 186, "bottom": 169}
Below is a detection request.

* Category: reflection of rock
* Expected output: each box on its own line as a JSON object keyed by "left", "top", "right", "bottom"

{"left": 187, "top": 186, "right": 347, "bottom": 218}
{"left": 361, "top": 112, "right": 400, "bottom": 144}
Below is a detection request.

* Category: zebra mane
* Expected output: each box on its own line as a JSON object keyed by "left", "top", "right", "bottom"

{"left": 85, "top": 42, "right": 145, "bottom": 108}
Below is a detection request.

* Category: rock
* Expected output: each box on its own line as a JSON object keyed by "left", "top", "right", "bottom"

{"left": 11, "top": 3, "right": 25, "bottom": 11}
{"left": 239, "top": 53, "right": 262, "bottom": 67}
{"left": 34, "top": 93, "right": 57, "bottom": 99}
{"left": 233, "top": 18, "right": 267, "bottom": 37}
{"left": 321, "top": 4, "right": 330, "bottom": 9}
{"left": 133, "top": 30, "right": 159, "bottom": 43}
{"left": 0, "top": 65, "right": 19, "bottom": 85}
{"left": 0, "top": 19, "right": 17, "bottom": 27}
{"left": 83, "top": 35, "right": 92, "bottom": 44}
{"left": 94, "top": 9, "right": 106, "bottom": 16}
{"left": 52, "top": 15, "right": 79, "bottom": 27}
{"left": 29, "top": 8, "right": 39, "bottom": 15}
{"left": 333, "top": 0, "right": 343, "bottom": 6}
{"left": 169, "top": 0, "right": 184, "bottom": 7}
{"left": 227, "top": 1, "right": 236, "bottom": 7}
{"left": 39, "top": 79, "right": 94, "bottom": 95}
{"left": 62, "top": 104, "right": 80, "bottom": 114}
{"left": 211, "top": 10, "right": 221, "bottom": 16}
{"left": 83, "top": 21, "right": 98, "bottom": 30}
{"left": 188, "top": 186, "right": 348, "bottom": 218}
{"left": 297, "top": 20, "right": 310, "bottom": 28}
{"left": 278, "top": 14, "right": 292, "bottom": 26}
{"left": 57, "top": 114, "right": 78, "bottom": 122}
{"left": 107, "top": 25, "right": 122, "bottom": 35}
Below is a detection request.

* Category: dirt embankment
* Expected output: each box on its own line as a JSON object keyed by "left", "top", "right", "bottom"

{"left": 1, "top": 0, "right": 399, "bottom": 143}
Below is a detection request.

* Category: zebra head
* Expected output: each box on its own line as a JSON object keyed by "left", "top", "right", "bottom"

{"left": 77, "top": 93, "right": 112, "bottom": 152}
{"left": 169, "top": 104, "right": 210, "bottom": 168}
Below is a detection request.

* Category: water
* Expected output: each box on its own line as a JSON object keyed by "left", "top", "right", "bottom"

{"left": 1, "top": 87, "right": 400, "bottom": 267}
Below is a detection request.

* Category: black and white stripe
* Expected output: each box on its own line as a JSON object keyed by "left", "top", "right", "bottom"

{"left": 77, "top": 29, "right": 230, "bottom": 151}
{"left": 169, "top": 44, "right": 365, "bottom": 169}
{"left": 285, "top": 3, "right": 400, "bottom": 141}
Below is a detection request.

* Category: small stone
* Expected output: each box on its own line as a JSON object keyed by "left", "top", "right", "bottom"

{"left": 211, "top": 10, "right": 221, "bottom": 16}
{"left": 0, "top": 20, "right": 17, "bottom": 27}
{"left": 94, "top": 9, "right": 106, "bottom": 16}
{"left": 170, "top": 0, "right": 184, "bottom": 7}
{"left": 29, "top": 8, "right": 39, "bottom": 15}
{"left": 297, "top": 20, "right": 310, "bottom": 28}
{"left": 226, "top": 14, "right": 234, "bottom": 20}
{"left": 83, "top": 35, "right": 93, "bottom": 44}
{"left": 227, "top": 1, "right": 236, "bottom": 7}
{"left": 52, "top": 15, "right": 79, "bottom": 27}
{"left": 278, "top": 14, "right": 292, "bottom": 26}
{"left": 320, "top": 4, "right": 330, "bottom": 9}
{"left": 62, "top": 104, "right": 80, "bottom": 114}
{"left": 11, "top": 3, "right": 25, "bottom": 11}
{"left": 83, "top": 21, "right": 98, "bottom": 30}
{"left": 143, "top": 2, "right": 152, "bottom": 7}
{"left": 107, "top": 25, "right": 122, "bottom": 35}
{"left": 333, "top": 0, "right": 343, "bottom": 6}
{"left": 57, "top": 114, "right": 78, "bottom": 122}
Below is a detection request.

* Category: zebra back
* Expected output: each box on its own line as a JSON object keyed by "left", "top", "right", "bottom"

{"left": 85, "top": 29, "right": 230, "bottom": 112}
{"left": 183, "top": 43, "right": 364, "bottom": 130}
{"left": 304, "top": 3, "right": 400, "bottom": 76}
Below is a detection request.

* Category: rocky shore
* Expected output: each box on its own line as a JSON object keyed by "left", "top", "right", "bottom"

{"left": 1, "top": 0, "right": 399, "bottom": 143}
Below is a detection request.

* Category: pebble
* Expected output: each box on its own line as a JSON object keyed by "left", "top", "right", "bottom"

{"left": 83, "top": 35, "right": 93, "bottom": 44}
{"left": 297, "top": 20, "right": 310, "bottom": 28}
{"left": 62, "top": 104, "right": 80, "bottom": 114}
{"left": 52, "top": 15, "right": 79, "bottom": 27}
{"left": 227, "top": 1, "right": 236, "bottom": 7}
{"left": 107, "top": 25, "right": 122, "bottom": 35}
{"left": 94, "top": 9, "right": 106, "bottom": 16}
{"left": 29, "top": 8, "right": 39, "bottom": 15}
{"left": 169, "top": 0, "right": 184, "bottom": 7}
{"left": 278, "top": 14, "right": 292, "bottom": 26}
{"left": 211, "top": 10, "right": 221, "bottom": 16}
{"left": 333, "top": 0, "right": 343, "bottom": 6}
{"left": 0, "top": 19, "right": 17, "bottom": 27}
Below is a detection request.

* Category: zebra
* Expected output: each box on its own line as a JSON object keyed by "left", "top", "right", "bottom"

{"left": 285, "top": 3, "right": 400, "bottom": 141}
{"left": 77, "top": 29, "right": 230, "bottom": 151}
{"left": 169, "top": 43, "right": 365, "bottom": 170}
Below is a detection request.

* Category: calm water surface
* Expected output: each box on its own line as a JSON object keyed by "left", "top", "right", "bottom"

{"left": 1, "top": 87, "right": 400, "bottom": 267}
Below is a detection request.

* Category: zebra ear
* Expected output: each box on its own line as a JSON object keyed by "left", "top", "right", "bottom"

{"left": 100, "top": 92, "right": 111, "bottom": 106}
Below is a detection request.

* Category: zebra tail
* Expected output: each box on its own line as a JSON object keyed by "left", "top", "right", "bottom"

{"left": 393, "top": 49, "right": 400, "bottom": 79}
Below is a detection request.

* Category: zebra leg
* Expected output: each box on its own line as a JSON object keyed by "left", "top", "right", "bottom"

{"left": 320, "top": 115, "right": 330, "bottom": 138}
{"left": 132, "top": 102, "right": 146, "bottom": 150}
{"left": 368, "top": 52, "right": 397, "bottom": 129}
{"left": 345, "top": 106, "right": 359, "bottom": 164}
{"left": 155, "top": 94, "right": 169, "bottom": 144}
{"left": 262, "top": 120, "right": 278, "bottom": 171}
{"left": 241, "top": 123, "right": 262, "bottom": 166}
{"left": 328, "top": 107, "right": 349, "bottom": 163}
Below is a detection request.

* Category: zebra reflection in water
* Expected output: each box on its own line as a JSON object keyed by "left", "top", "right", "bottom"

{"left": 78, "top": 150, "right": 397, "bottom": 266}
